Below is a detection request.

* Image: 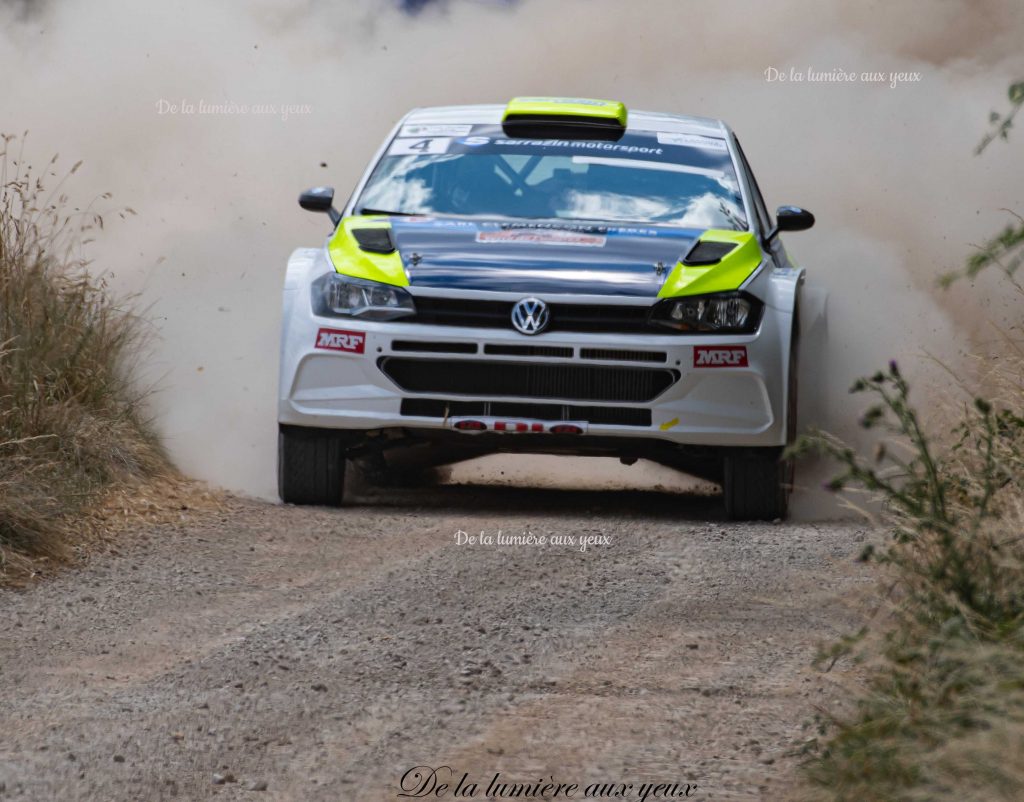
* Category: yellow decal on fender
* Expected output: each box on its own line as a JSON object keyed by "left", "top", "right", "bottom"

{"left": 658, "top": 230, "right": 763, "bottom": 298}
{"left": 327, "top": 216, "right": 409, "bottom": 286}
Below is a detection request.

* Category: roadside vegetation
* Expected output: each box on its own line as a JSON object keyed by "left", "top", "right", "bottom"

{"left": 0, "top": 134, "right": 173, "bottom": 581}
{"left": 799, "top": 83, "right": 1024, "bottom": 801}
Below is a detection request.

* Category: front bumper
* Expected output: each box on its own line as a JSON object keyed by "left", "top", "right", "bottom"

{"left": 278, "top": 305, "right": 791, "bottom": 449}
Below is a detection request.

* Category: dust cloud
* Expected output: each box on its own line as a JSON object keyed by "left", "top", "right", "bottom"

{"left": 1, "top": 0, "right": 1022, "bottom": 517}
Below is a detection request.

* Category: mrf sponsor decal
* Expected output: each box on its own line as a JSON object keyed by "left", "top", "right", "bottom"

{"left": 315, "top": 328, "right": 366, "bottom": 354}
{"left": 693, "top": 345, "right": 748, "bottom": 368}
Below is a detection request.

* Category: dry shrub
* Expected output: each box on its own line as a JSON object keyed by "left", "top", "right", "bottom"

{"left": 0, "top": 133, "right": 173, "bottom": 579}
{"left": 796, "top": 351, "right": 1024, "bottom": 800}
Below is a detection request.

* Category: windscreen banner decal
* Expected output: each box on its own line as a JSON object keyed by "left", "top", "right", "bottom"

{"left": 490, "top": 138, "right": 665, "bottom": 157}
{"left": 381, "top": 125, "right": 734, "bottom": 170}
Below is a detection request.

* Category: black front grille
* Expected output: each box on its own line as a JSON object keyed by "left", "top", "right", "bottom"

{"left": 392, "top": 340, "right": 477, "bottom": 354}
{"left": 412, "top": 297, "right": 512, "bottom": 328}
{"left": 400, "top": 398, "right": 651, "bottom": 427}
{"left": 380, "top": 358, "right": 677, "bottom": 403}
{"left": 410, "top": 296, "right": 656, "bottom": 334}
{"left": 579, "top": 348, "right": 667, "bottom": 363}
{"left": 483, "top": 344, "right": 573, "bottom": 358}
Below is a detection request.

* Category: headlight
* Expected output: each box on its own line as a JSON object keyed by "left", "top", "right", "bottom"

{"left": 312, "top": 273, "right": 416, "bottom": 320}
{"left": 648, "top": 291, "right": 762, "bottom": 334}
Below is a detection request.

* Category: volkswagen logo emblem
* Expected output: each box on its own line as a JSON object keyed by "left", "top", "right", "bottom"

{"left": 511, "top": 297, "right": 550, "bottom": 335}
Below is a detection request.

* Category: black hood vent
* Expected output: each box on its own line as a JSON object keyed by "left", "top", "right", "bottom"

{"left": 351, "top": 227, "right": 396, "bottom": 254}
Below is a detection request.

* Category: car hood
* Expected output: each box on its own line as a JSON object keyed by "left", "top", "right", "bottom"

{"left": 388, "top": 218, "right": 702, "bottom": 298}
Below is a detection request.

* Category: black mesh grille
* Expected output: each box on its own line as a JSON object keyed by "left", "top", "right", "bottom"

{"left": 400, "top": 398, "right": 651, "bottom": 427}
{"left": 392, "top": 340, "right": 477, "bottom": 354}
{"left": 483, "top": 344, "right": 573, "bottom": 358}
{"left": 579, "top": 348, "right": 667, "bottom": 363}
{"left": 410, "top": 296, "right": 655, "bottom": 334}
{"left": 380, "top": 358, "right": 677, "bottom": 402}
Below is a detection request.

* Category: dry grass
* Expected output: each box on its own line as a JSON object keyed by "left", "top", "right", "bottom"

{"left": 0, "top": 133, "right": 187, "bottom": 582}
{"left": 1, "top": 475, "right": 226, "bottom": 585}
{"left": 796, "top": 350, "right": 1024, "bottom": 800}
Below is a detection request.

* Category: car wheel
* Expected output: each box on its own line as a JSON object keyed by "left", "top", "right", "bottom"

{"left": 722, "top": 338, "right": 797, "bottom": 521}
{"left": 278, "top": 425, "right": 346, "bottom": 506}
{"left": 722, "top": 449, "right": 788, "bottom": 521}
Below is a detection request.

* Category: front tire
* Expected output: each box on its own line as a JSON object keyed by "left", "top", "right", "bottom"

{"left": 723, "top": 449, "right": 789, "bottom": 520}
{"left": 278, "top": 425, "right": 346, "bottom": 506}
{"left": 723, "top": 334, "right": 798, "bottom": 521}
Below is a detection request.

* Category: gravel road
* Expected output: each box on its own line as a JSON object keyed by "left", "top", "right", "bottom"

{"left": 0, "top": 472, "right": 871, "bottom": 801}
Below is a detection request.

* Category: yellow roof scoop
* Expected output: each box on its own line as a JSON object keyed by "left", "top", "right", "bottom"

{"left": 502, "top": 96, "right": 628, "bottom": 140}
{"left": 504, "top": 96, "right": 628, "bottom": 125}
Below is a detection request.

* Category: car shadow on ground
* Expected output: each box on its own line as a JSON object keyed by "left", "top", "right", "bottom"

{"left": 348, "top": 480, "right": 726, "bottom": 522}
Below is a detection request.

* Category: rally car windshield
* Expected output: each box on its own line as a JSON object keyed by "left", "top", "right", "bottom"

{"left": 355, "top": 129, "right": 748, "bottom": 230}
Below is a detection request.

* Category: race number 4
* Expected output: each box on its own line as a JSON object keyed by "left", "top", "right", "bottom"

{"left": 387, "top": 137, "right": 452, "bottom": 156}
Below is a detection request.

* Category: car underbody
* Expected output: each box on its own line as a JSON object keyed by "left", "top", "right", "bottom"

{"left": 279, "top": 422, "right": 773, "bottom": 484}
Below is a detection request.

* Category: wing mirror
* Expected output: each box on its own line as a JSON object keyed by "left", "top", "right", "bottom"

{"left": 299, "top": 186, "right": 341, "bottom": 225}
{"left": 774, "top": 205, "right": 815, "bottom": 232}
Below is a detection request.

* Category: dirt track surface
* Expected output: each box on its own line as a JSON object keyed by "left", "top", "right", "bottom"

{"left": 0, "top": 481, "right": 870, "bottom": 801}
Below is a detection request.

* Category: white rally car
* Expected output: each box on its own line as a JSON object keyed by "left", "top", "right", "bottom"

{"left": 278, "top": 97, "right": 816, "bottom": 519}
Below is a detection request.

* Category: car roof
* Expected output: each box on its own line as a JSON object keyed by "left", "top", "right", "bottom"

{"left": 401, "top": 104, "right": 732, "bottom": 138}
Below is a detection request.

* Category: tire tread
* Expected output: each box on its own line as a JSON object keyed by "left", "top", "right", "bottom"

{"left": 278, "top": 426, "right": 345, "bottom": 506}
{"left": 723, "top": 452, "right": 788, "bottom": 521}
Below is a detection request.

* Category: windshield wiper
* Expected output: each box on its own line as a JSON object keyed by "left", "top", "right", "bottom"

{"left": 359, "top": 207, "right": 417, "bottom": 217}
